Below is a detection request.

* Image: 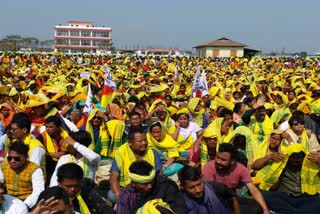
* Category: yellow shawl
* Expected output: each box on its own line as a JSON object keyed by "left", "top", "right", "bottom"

{"left": 43, "top": 129, "right": 69, "bottom": 161}
{"left": 188, "top": 98, "right": 205, "bottom": 127}
{"left": 85, "top": 109, "right": 105, "bottom": 149}
{"left": 114, "top": 143, "right": 155, "bottom": 187}
{"left": 256, "top": 143, "right": 320, "bottom": 195}
{"left": 147, "top": 123, "right": 179, "bottom": 158}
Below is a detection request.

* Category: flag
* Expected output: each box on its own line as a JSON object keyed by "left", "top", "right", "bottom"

{"left": 191, "top": 65, "right": 202, "bottom": 98}
{"left": 101, "top": 65, "right": 117, "bottom": 108}
{"left": 83, "top": 83, "right": 93, "bottom": 113}
{"left": 200, "top": 69, "right": 209, "bottom": 92}
{"left": 173, "top": 67, "right": 179, "bottom": 83}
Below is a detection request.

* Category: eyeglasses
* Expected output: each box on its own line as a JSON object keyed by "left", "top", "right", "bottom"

{"left": 7, "top": 156, "right": 21, "bottom": 162}
{"left": 10, "top": 127, "right": 21, "bottom": 132}
{"left": 292, "top": 121, "right": 304, "bottom": 126}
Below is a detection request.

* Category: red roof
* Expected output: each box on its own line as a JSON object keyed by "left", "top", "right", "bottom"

{"left": 194, "top": 37, "right": 246, "bottom": 48}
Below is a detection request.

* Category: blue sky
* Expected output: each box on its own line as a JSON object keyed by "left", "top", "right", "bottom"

{"left": 1, "top": 0, "right": 319, "bottom": 53}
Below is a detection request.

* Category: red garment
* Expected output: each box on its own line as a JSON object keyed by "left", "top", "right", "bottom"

{"left": 203, "top": 160, "right": 251, "bottom": 189}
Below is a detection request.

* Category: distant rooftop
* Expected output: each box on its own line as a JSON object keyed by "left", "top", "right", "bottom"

{"left": 194, "top": 37, "right": 246, "bottom": 48}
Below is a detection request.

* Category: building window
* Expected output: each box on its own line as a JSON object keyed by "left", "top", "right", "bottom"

{"left": 70, "top": 31, "right": 80, "bottom": 37}
{"left": 70, "top": 40, "right": 80, "bottom": 46}
{"left": 81, "top": 31, "right": 91, "bottom": 37}
{"left": 57, "top": 30, "right": 69, "bottom": 36}
{"left": 81, "top": 40, "right": 91, "bottom": 46}
{"left": 93, "top": 32, "right": 109, "bottom": 37}
{"left": 55, "top": 39, "right": 68, "bottom": 45}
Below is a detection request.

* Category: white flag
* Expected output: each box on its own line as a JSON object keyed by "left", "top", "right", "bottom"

{"left": 200, "top": 69, "right": 209, "bottom": 92}
{"left": 174, "top": 67, "right": 179, "bottom": 82}
{"left": 192, "top": 65, "right": 202, "bottom": 97}
{"left": 83, "top": 83, "right": 93, "bottom": 113}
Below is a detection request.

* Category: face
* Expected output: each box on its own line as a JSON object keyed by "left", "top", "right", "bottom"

{"left": 195, "top": 103, "right": 202, "bottom": 112}
{"left": 215, "top": 152, "right": 232, "bottom": 172}
{"left": 59, "top": 178, "right": 81, "bottom": 198}
{"left": 220, "top": 120, "right": 231, "bottom": 135}
{"left": 204, "top": 137, "right": 217, "bottom": 149}
{"left": 165, "top": 97, "right": 172, "bottom": 106}
{"left": 58, "top": 95, "right": 68, "bottom": 105}
{"left": 0, "top": 107, "right": 10, "bottom": 118}
{"left": 70, "top": 112, "right": 81, "bottom": 124}
{"left": 158, "top": 110, "right": 167, "bottom": 120}
{"left": 132, "top": 180, "right": 154, "bottom": 195}
{"left": 288, "top": 92, "right": 295, "bottom": 101}
{"left": 291, "top": 120, "right": 304, "bottom": 134}
{"left": 202, "top": 95, "right": 209, "bottom": 103}
{"left": 151, "top": 126, "right": 162, "bottom": 141}
{"left": 32, "top": 105, "right": 45, "bottom": 116}
{"left": 10, "top": 123, "right": 27, "bottom": 141}
{"left": 181, "top": 178, "right": 204, "bottom": 198}
{"left": 91, "top": 115, "right": 102, "bottom": 127}
{"left": 274, "top": 95, "right": 283, "bottom": 105}
{"left": 129, "top": 133, "right": 148, "bottom": 154}
{"left": 179, "top": 86, "right": 186, "bottom": 93}
{"left": 45, "top": 122, "right": 60, "bottom": 137}
{"left": 269, "top": 134, "right": 282, "bottom": 149}
{"left": 130, "top": 115, "right": 141, "bottom": 127}
{"left": 7, "top": 150, "right": 27, "bottom": 171}
{"left": 135, "top": 108, "right": 146, "bottom": 121}
{"left": 255, "top": 108, "right": 266, "bottom": 121}
{"left": 178, "top": 114, "right": 189, "bottom": 128}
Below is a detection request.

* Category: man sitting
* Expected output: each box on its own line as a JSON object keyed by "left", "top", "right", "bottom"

{"left": 203, "top": 143, "right": 269, "bottom": 214}
{"left": 256, "top": 143, "right": 320, "bottom": 213}
{"left": 0, "top": 182, "right": 28, "bottom": 214}
{"left": 178, "top": 165, "right": 239, "bottom": 214}
{"left": 109, "top": 129, "right": 161, "bottom": 202}
{"left": 0, "top": 141, "right": 44, "bottom": 209}
{"left": 117, "top": 160, "right": 186, "bottom": 214}
{"left": 56, "top": 163, "right": 114, "bottom": 214}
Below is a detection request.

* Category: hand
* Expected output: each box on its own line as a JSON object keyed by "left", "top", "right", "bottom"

{"left": 262, "top": 209, "right": 270, "bottom": 214}
{"left": 281, "top": 132, "right": 293, "bottom": 144}
{"left": 267, "top": 152, "right": 285, "bottom": 162}
{"left": 50, "top": 151, "right": 66, "bottom": 159}
{"left": 30, "top": 197, "right": 60, "bottom": 214}
{"left": 64, "top": 136, "right": 76, "bottom": 146}
{"left": 308, "top": 153, "right": 320, "bottom": 164}
{"left": 254, "top": 96, "right": 266, "bottom": 109}
{"left": 96, "top": 111, "right": 107, "bottom": 120}
{"left": 175, "top": 121, "right": 180, "bottom": 129}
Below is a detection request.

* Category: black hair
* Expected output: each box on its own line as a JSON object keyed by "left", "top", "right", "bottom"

{"left": 289, "top": 115, "right": 305, "bottom": 126}
{"left": 11, "top": 113, "right": 31, "bottom": 132}
{"left": 129, "top": 160, "right": 153, "bottom": 176}
{"left": 218, "top": 143, "right": 237, "bottom": 160}
{"left": 149, "top": 122, "right": 162, "bottom": 132}
{"left": 165, "top": 95, "right": 172, "bottom": 100}
{"left": 8, "top": 141, "right": 29, "bottom": 155}
{"left": 289, "top": 103, "right": 299, "bottom": 111}
{"left": 219, "top": 108, "right": 233, "bottom": 117}
{"left": 29, "top": 83, "right": 38, "bottom": 91}
{"left": 289, "top": 151, "right": 306, "bottom": 160}
{"left": 233, "top": 102, "right": 243, "bottom": 113}
{"left": 69, "top": 130, "right": 91, "bottom": 148}
{"left": 37, "top": 186, "right": 69, "bottom": 205}
{"left": 128, "top": 129, "right": 145, "bottom": 142}
{"left": 129, "top": 111, "right": 141, "bottom": 119}
{"left": 178, "top": 166, "right": 201, "bottom": 186}
{"left": 57, "top": 163, "right": 83, "bottom": 182}
{"left": 177, "top": 112, "right": 189, "bottom": 120}
{"left": 45, "top": 116, "right": 62, "bottom": 127}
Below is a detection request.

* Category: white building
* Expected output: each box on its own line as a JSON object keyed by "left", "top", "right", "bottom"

{"left": 193, "top": 37, "right": 246, "bottom": 58}
{"left": 54, "top": 21, "right": 112, "bottom": 54}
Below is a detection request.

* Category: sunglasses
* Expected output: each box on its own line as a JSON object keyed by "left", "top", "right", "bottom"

{"left": 292, "top": 121, "right": 304, "bottom": 126}
{"left": 7, "top": 156, "right": 21, "bottom": 162}
{"left": 92, "top": 116, "right": 102, "bottom": 120}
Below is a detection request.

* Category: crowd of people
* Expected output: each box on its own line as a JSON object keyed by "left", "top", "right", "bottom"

{"left": 0, "top": 53, "right": 320, "bottom": 214}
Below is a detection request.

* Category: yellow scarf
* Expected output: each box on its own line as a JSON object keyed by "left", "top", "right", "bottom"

{"left": 256, "top": 143, "right": 320, "bottom": 195}
{"left": 114, "top": 143, "right": 155, "bottom": 187}
{"left": 147, "top": 123, "right": 179, "bottom": 159}
{"left": 73, "top": 193, "right": 91, "bottom": 214}
{"left": 85, "top": 109, "right": 105, "bottom": 149}
{"left": 67, "top": 155, "right": 90, "bottom": 179}
{"left": 249, "top": 115, "right": 274, "bottom": 144}
{"left": 136, "top": 199, "right": 174, "bottom": 214}
{"left": 44, "top": 129, "right": 69, "bottom": 161}
{"left": 200, "top": 126, "right": 219, "bottom": 168}
{"left": 98, "top": 119, "right": 125, "bottom": 158}
{"left": 207, "top": 118, "right": 233, "bottom": 149}
{"left": 188, "top": 98, "right": 205, "bottom": 127}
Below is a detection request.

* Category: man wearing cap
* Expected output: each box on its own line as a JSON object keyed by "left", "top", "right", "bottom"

{"left": 117, "top": 160, "right": 186, "bottom": 214}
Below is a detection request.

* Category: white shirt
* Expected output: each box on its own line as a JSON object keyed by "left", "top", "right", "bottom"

{"left": 0, "top": 167, "right": 44, "bottom": 209}
{"left": 2, "top": 194, "right": 28, "bottom": 214}
{"left": 29, "top": 147, "right": 46, "bottom": 167}
{"left": 50, "top": 142, "right": 101, "bottom": 187}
